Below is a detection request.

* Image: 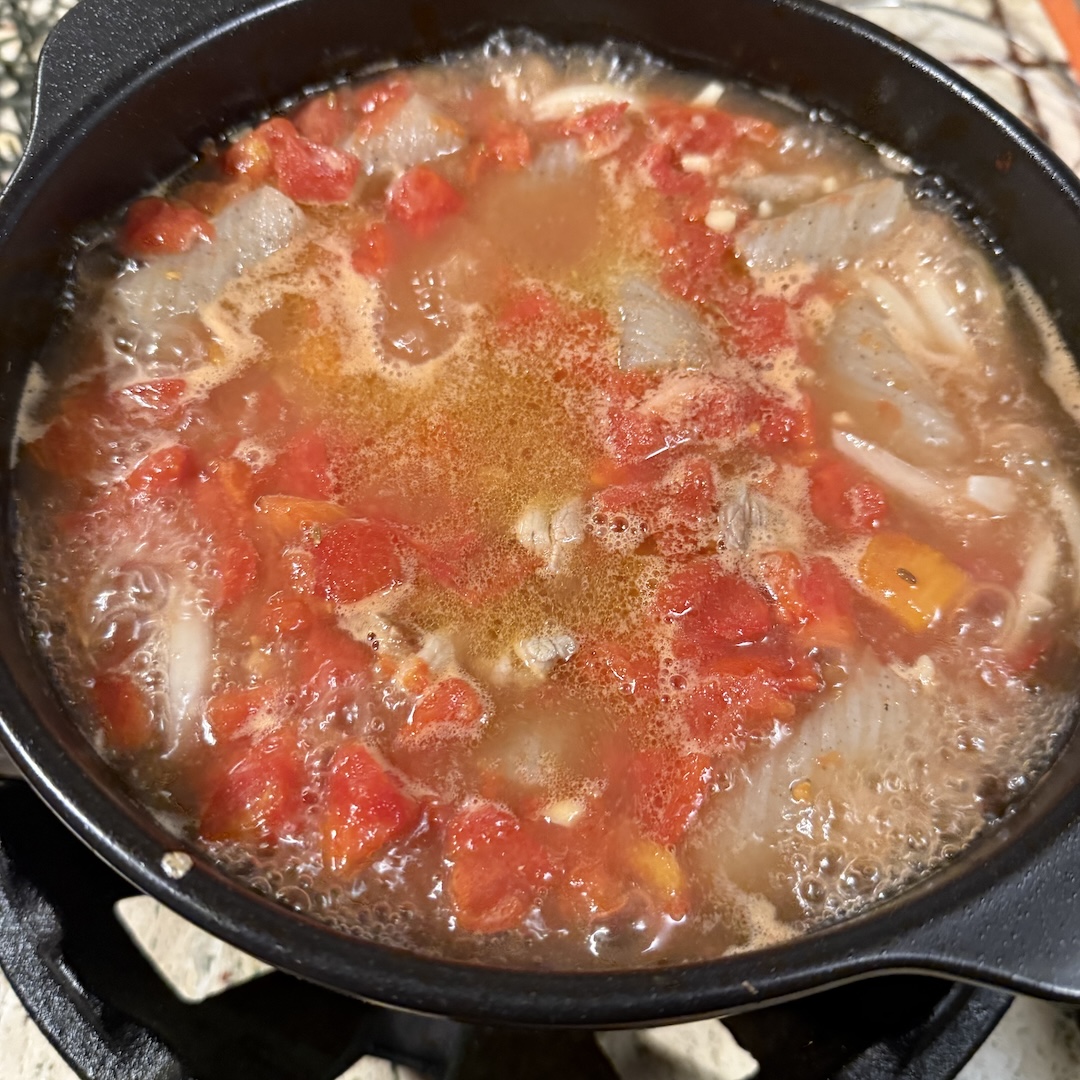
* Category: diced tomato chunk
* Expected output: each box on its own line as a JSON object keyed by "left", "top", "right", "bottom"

{"left": 259, "top": 429, "right": 333, "bottom": 501}
{"left": 322, "top": 743, "right": 419, "bottom": 872}
{"left": 446, "top": 802, "right": 551, "bottom": 933}
{"left": 387, "top": 165, "right": 464, "bottom": 236}
{"left": 223, "top": 129, "right": 274, "bottom": 183}
{"left": 91, "top": 673, "right": 154, "bottom": 752}
{"left": 205, "top": 684, "right": 280, "bottom": 742}
{"left": 292, "top": 91, "right": 351, "bottom": 146}
{"left": 259, "top": 117, "right": 360, "bottom": 204}
{"left": 200, "top": 740, "right": 306, "bottom": 845}
{"left": 658, "top": 563, "right": 773, "bottom": 656}
{"left": 627, "top": 749, "right": 712, "bottom": 845}
{"left": 724, "top": 291, "right": 794, "bottom": 357}
{"left": 260, "top": 590, "right": 314, "bottom": 637}
{"left": 190, "top": 468, "right": 262, "bottom": 606}
{"left": 469, "top": 119, "right": 532, "bottom": 179}
{"left": 297, "top": 619, "right": 373, "bottom": 692}
{"left": 351, "top": 75, "right": 412, "bottom": 137}
{"left": 561, "top": 102, "right": 631, "bottom": 159}
{"left": 351, "top": 221, "right": 394, "bottom": 276}
{"left": 120, "top": 378, "right": 188, "bottom": 416}
{"left": 576, "top": 641, "right": 658, "bottom": 699}
{"left": 120, "top": 197, "right": 214, "bottom": 257}
{"left": 648, "top": 102, "right": 777, "bottom": 158}
{"left": 809, "top": 457, "right": 889, "bottom": 535}
{"left": 311, "top": 519, "right": 402, "bottom": 603}
{"left": 404, "top": 677, "right": 486, "bottom": 741}
{"left": 256, "top": 495, "right": 347, "bottom": 540}
{"left": 124, "top": 444, "right": 195, "bottom": 495}
{"left": 640, "top": 141, "right": 707, "bottom": 198}
{"left": 683, "top": 650, "right": 821, "bottom": 746}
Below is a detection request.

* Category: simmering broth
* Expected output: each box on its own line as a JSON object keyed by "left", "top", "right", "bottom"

{"left": 13, "top": 38, "right": 1080, "bottom": 968}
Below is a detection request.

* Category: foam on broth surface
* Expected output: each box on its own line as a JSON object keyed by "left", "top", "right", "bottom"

{"left": 12, "top": 37, "right": 1080, "bottom": 968}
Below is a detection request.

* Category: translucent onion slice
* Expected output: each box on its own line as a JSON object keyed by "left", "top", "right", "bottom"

{"left": 617, "top": 276, "right": 709, "bottom": 371}
{"left": 735, "top": 177, "right": 905, "bottom": 272}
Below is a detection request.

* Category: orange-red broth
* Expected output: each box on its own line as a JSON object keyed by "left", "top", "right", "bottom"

{"left": 14, "top": 43, "right": 1080, "bottom": 968}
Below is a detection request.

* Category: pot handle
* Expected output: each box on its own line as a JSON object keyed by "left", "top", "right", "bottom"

{"left": 19, "top": 0, "right": 261, "bottom": 169}
{"left": 871, "top": 797, "right": 1080, "bottom": 1000}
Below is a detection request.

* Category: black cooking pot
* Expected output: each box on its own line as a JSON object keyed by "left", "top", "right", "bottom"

{"left": 2, "top": 0, "right": 1080, "bottom": 1031}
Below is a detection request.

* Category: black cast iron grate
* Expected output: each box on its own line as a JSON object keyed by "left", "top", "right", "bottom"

{"left": 0, "top": 778, "right": 1011, "bottom": 1080}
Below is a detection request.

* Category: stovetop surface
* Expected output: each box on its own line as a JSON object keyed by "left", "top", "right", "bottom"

{"left": 2, "top": 0, "right": 1080, "bottom": 1077}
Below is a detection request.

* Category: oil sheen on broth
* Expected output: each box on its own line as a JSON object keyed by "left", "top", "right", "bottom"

{"left": 14, "top": 37, "right": 1080, "bottom": 968}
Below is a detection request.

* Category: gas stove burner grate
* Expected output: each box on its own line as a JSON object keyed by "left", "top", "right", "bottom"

{"left": 0, "top": 780, "right": 1010, "bottom": 1080}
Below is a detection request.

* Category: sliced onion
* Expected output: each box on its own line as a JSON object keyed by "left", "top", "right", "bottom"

{"left": 1003, "top": 529, "right": 1058, "bottom": 650}
{"left": 735, "top": 177, "right": 905, "bottom": 272}
{"left": 1049, "top": 478, "right": 1080, "bottom": 602}
{"left": 965, "top": 475, "right": 1017, "bottom": 515}
{"left": 721, "top": 660, "right": 916, "bottom": 843}
{"left": 618, "top": 276, "right": 709, "bottom": 371}
{"left": 163, "top": 586, "right": 211, "bottom": 752}
{"left": 824, "top": 298, "right": 966, "bottom": 464}
{"left": 531, "top": 138, "right": 583, "bottom": 178}
{"left": 347, "top": 94, "right": 466, "bottom": 174}
{"left": 730, "top": 172, "right": 823, "bottom": 206}
{"left": 531, "top": 83, "right": 639, "bottom": 121}
{"left": 832, "top": 429, "right": 953, "bottom": 511}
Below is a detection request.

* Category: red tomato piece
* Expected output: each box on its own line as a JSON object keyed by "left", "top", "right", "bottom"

{"left": 312, "top": 519, "right": 402, "bottom": 603}
{"left": 260, "top": 590, "right": 314, "bottom": 637}
{"left": 190, "top": 470, "right": 261, "bottom": 607}
{"left": 601, "top": 404, "right": 672, "bottom": 466}
{"left": 798, "top": 556, "right": 857, "bottom": 649}
{"left": 200, "top": 740, "right": 306, "bottom": 845}
{"left": 296, "top": 619, "right": 374, "bottom": 694}
{"left": 205, "top": 684, "right": 280, "bottom": 742}
{"left": 120, "top": 197, "right": 214, "bottom": 257}
{"left": 648, "top": 103, "right": 777, "bottom": 158}
{"left": 404, "top": 677, "right": 486, "bottom": 741}
{"left": 120, "top": 378, "right": 188, "bottom": 416}
{"left": 259, "top": 117, "right": 360, "bottom": 204}
{"left": 351, "top": 75, "right": 412, "bottom": 138}
{"left": 555, "top": 824, "right": 629, "bottom": 923}
{"left": 627, "top": 749, "right": 713, "bottom": 845}
{"left": 351, "top": 221, "right": 395, "bottom": 276}
{"left": 259, "top": 429, "right": 332, "bottom": 501}
{"left": 124, "top": 444, "right": 195, "bottom": 496}
{"left": 386, "top": 165, "right": 464, "bottom": 236}
{"left": 683, "top": 651, "right": 822, "bottom": 746}
{"left": 658, "top": 563, "right": 773, "bottom": 656}
{"left": 91, "top": 673, "right": 154, "bottom": 752}
{"left": 576, "top": 640, "right": 659, "bottom": 699}
{"left": 656, "top": 217, "right": 734, "bottom": 310}
{"left": 592, "top": 454, "right": 717, "bottom": 556}
{"left": 809, "top": 457, "right": 889, "bottom": 535}
{"left": 469, "top": 119, "right": 531, "bottom": 179}
{"left": 724, "top": 291, "right": 795, "bottom": 357}
{"left": 640, "top": 142, "right": 707, "bottom": 198}
{"left": 322, "top": 743, "right": 420, "bottom": 873}
{"left": 223, "top": 129, "right": 274, "bottom": 184}
{"left": 446, "top": 802, "right": 551, "bottom": 933}
{"left": 758, "top": 552, "right": 857, "bottom": 649}
{"left": 292, "top": 90, "right": 351, "bottom": 147}
{"left": 561, "top": 102, "right": 632, "bottom": 159}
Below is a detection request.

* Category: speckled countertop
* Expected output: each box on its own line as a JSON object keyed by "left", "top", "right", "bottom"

{"left": 2, "top": 1, "right": 1080, "bottom": 1077}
